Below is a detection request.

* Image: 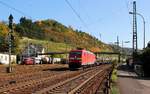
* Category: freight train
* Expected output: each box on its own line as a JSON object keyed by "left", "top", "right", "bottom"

{"left": 68, "top": 49, "right": 96, "bottom": 69}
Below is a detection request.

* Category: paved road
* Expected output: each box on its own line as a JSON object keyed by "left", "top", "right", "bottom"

{"left": 117, "top": 65, "right": 150, "bottom": 94}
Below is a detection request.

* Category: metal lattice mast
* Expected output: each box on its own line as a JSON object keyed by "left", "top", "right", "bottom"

{"left": 132, "top": 1, "right": 138, "bottom": 54}
{"left": 8, "top": 14, "right": 13, "bottom": 73}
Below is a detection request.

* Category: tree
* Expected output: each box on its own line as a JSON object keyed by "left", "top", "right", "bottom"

{"left": 147, "top": 41, "right": 150, "bottom": 48}
{"left": 0, "top": 22, "right": 9, "bottom": 52}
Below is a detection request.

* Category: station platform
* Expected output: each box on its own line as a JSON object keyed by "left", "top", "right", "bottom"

{"left": 117, "top": 65, "right": 150, "bottom": 94}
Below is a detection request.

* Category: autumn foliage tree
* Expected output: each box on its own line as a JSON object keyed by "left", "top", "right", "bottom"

{"left": 14, "top": 17, "right": 112, "bottom": 52}
{"left": 0, "top": 22, "right": 9, "bottom": 52}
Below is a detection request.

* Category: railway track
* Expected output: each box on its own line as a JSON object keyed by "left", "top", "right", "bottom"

{"left": 34, "top": 65, "right": 111, "bottom": 94}
{"left": 0, "top": 64, "right": 111, "bottom": 94}
{"left": 0, "top": 71, "right": 66, "bottom": 89}
{"left": 0, "top": 64, "right": 69, "bottom": 89}
{"left": 0, "top": 71, "right": 79, "bottom": 94}
{"left": 0, "top": 65, "right": 99, "bottom": 94}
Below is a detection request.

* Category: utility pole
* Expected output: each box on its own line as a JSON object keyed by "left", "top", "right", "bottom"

{"left": 122, "top": 40, "right": 124, "bottom": 54}
{"left": 117, "top": 36, "right": 119, "bottom": 51}
{"left": 121, "top": 41, "right": 125, "bottom": 62}
{"left": 64, "top": 37, "right": 68, "bottom": 60}
{"left": 132, "top": 1, "right": 138, "bottom": 63}
{"left": 143, "top": 20, "right": 145, "bottom": 48}
{"left": 8, "top": 14, "right": 13, "bottom": 73}
{"left": 129, "top": 12, "right": 145, "bottom": 49}
{"left": 116, "top": 36, "right": 120, "bottom": 63}
{"left": 27, "top": 40, "right": 30, "bottom": 57}
{"left": 99, "top": 33, "right": 102, "bottom": 41}
{"left": 47, "top": 42, "right": 49, "bottom": 52}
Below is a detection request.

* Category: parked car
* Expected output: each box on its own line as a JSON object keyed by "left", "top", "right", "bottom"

{"left": 22, "top": 58, "right": 34, "bottom": 65}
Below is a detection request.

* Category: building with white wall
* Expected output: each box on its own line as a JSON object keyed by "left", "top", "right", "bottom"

{"left": 0, "top": 53, "right": 16, "bottom": 64}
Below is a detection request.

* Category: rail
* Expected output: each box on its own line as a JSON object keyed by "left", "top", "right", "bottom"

{"left": 34, "top": 65, "right": 112, "bottom": 94}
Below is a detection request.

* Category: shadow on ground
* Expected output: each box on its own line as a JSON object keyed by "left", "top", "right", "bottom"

{"left": 117, "top": 64, "right": 134, "bottom": 72}
{"left": 117, "top": 64, "right": 150, "bottom": 80}
{"left": 117, "top": 64, "right": 137, "bottom": 78}
{"left": 118, "top": 75, "right": 137, "bottom": 79}
{"left": 136, "top": 77, "right": 150, "bottom": 80}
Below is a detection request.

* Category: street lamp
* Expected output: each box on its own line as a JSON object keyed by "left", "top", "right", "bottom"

{"left": 121, "top": 41, "right": 130, "bottom": 62}
{"left": 122, "top": 41, "right": 130, "bottom": 53}
{"left": 129, "top": 12, "right": 146, "bottom": 49}
{"left": 121, "top": 41, "right": 130, "bottom": 53}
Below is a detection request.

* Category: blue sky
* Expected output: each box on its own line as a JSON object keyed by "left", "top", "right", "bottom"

{"left": 0, "top": 0, "right": 149, "bottom": 49}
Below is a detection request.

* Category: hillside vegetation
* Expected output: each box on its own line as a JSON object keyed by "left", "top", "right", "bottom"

{"left": 0, "top": 17, "right": 113, "bottom": 54}
{"left": 19, "top": 37, "right": 72, "bottom": 52}
{"left": 0, "top": 22, "right": 9, "bottom": 52}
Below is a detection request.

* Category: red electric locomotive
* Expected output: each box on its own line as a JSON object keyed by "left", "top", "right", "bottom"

{"left": 69, "top": 49, "right": 96, "bottom": 69}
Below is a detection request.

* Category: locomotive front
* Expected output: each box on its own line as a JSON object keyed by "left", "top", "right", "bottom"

{"left": 68, "top": 50, "right": 82, "bottom": 68}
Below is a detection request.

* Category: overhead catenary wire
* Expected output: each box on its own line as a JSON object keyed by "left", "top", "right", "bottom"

{"left": 0, "top": 0, "right": 93, "bottom": 36}
{"left": 124, "top": 0, "right": 132, "bottom": 19}
{"left": 78, "top": 0, "right": 92, "bottom": 24}
{"left": 0, "top": 0, "right": 100, "bottom": 46}
{"left": 0, "top": 0, "right": 90, "bottom": 34}
{"left": 123, "top": 0, "right": 133, "bottom": 45}
{"left": 0, "top": 0, "right": 35, "bottom": 20}
{"left": 64, "top": 0, "right": 89, "bottom": 31}
{"left": 0, "top": 1, "right": 42, "bottom": 39}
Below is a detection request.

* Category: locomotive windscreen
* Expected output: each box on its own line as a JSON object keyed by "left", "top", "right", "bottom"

{"left": 70, "top": 51, "right": 81, "bottom": 56}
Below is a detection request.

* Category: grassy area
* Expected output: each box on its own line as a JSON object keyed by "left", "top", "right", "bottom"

{"left": 20, "top": 37, "right": 72, "bottom": 52}
{"left": 111, "top": 69, "right": 117, "bottom": 82}
{"left": 111, "top": 68, "right": 120, "bottom": 94}
{"left": 16, "top": 37, "right": 114, "bottom": 58}
{"left": 19, "top": 37, "right": 113, "bottom": 52}
{"left": 17, "top": 37, "right": 74, "bottom": 58}
{"left": 111, "top": 83, "right": 120, "bottom": 94}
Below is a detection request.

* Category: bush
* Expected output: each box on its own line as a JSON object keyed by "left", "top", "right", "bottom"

{"left": 140, "top": 48, "right": 150, "bottom": 77}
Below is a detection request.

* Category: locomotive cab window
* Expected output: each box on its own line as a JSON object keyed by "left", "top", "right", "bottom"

{"left": 70, "top": 52, "right": 81, "bottom": 56}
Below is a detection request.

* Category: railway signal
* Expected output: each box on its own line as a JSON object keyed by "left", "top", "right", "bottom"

{"left": 7, "top": 14, "right": 13, "bottom": 73}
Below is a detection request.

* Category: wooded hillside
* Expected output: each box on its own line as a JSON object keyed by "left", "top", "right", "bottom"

{"left": 0, "top": 17, "right": 113, "bottom": 54}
